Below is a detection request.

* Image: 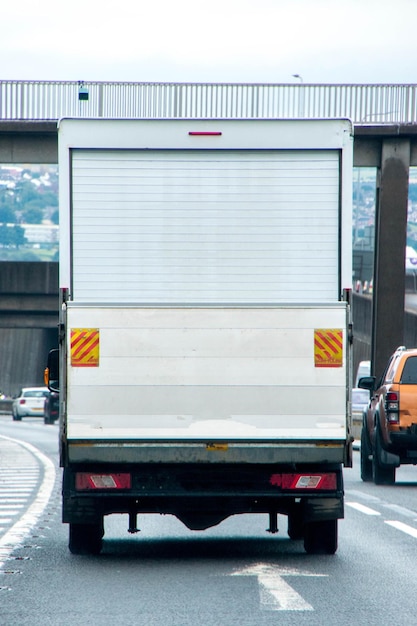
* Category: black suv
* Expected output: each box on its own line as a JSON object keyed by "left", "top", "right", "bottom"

{"left": 43, "top": 391, "right": 59, "bottom": 424}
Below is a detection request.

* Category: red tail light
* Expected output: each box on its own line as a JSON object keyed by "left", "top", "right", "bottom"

{"left": 270, "top": 473, "right": 337, "bottom": 490}
{"left": 385, "top": 391, "right": 399, "bottom": 423}
{"left": 75, "top": 473, "right": 131, "bottom": 490}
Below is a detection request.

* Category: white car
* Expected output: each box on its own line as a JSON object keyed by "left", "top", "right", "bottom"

{"left": 354, "top": 360, "right": 371, "bottom": 387}
{"left": 12, "top": 387, "right": 50, "bottom": 421}
{"left": 351, "top": 387, "right": 370, "bottom": 440}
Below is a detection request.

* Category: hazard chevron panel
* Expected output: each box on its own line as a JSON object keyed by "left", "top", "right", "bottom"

{"left": 71, "top": 329, "right": 100, "bottom": 367}
{"left": 314, "top": 329, "right": 343, "bottom": 368}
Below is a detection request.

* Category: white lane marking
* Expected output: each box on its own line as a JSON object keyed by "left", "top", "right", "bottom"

{"left": 0, "top": 436, "right": 55, "bottom": 569}
{"left": 383, "top": 504, "right": 417, "bottom": 518}
{"left": 346, "top": 501, "right": 381, "bottom": 516}
{"left": 1, "top": 477, "right": 39, "bottom": 480}
{"left": 0, "top": 505, "right": 24, "bottom": 509}
{"left": 231, "top": 563, "right": 327, "bottom": 611}
{"left": 385, "top": 520, "right": 417, "bottom": 539}
{"left": 0, "top": 487, "right": 33, "bottom": 496}
{"left": 0, "top": 474, "right": 38, "bottom": 489}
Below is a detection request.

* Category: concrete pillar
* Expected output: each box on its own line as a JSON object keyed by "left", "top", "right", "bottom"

{"left": 371, "top": 138, "right": 410, "bottom": 380}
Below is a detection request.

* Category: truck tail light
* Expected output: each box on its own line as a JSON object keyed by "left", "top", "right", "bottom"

{"left": 75, "top": 473, "right": 131, "bottom": 490}
{"left": 385, "top": 391, "right": 399, "bottom": 424}
{"left": 269, "top": 473, "right": 337, "bottom": 490}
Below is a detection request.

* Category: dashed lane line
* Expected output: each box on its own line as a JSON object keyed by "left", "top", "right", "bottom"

{"left": 382, "top": 503, "right": 417, "bottom": 518}
{"left": 385, "top": 520, "right": 417, "bottom": 539}
{"left": 346, "top": 502, "right": 381, "bottom": 515}
{"left": 347, "top": 498, "right": 417, "bottom": 541}
{"left": 0, "top": 435, "right": 55, "bottom": 567}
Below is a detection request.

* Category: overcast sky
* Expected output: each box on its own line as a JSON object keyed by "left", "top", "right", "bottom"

{"left": 2, "top": 0, "right": 417, "bottom": 84}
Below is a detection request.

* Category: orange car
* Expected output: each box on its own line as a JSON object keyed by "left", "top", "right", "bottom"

{"left": 359, "top": 346, "right": 417, "bottom": 484}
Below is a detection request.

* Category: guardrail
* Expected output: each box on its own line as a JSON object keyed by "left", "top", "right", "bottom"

{"left": 0, "top": 399, "right": 12, "bottom": 414}
{"left": 1, "top": 81, "right": 417, "bottom": 124}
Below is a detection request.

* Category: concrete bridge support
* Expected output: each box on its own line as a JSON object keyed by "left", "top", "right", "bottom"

{"left": 354, "top": 127, "right": 417, "bottom": 379}
{"left": 372, "top": 139, "right": 410, "bottom": 379}
{"left": 0, "top": 262, "right": 58, "bottom": 396}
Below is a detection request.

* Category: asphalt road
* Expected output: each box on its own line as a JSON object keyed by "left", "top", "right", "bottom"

{"left": 1, "top": 416, "right": 417, "bottom": 625}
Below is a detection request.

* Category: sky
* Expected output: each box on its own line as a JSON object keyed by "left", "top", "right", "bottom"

{"left": 2, "top": 0, "right": 417, "bottom": 84}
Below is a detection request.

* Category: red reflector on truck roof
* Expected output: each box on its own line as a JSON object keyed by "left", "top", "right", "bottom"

{"left": 188, "top": 131, "right": 222, "bottom": 136}
{"left": 270, "top": 473, "right": 337, "bottom": 490}
{"left": 75, "top": 473, "right": 131, "bottom": 490}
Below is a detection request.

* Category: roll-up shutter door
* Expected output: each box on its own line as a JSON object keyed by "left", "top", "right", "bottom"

{"left": 71, "top": 149, "right": 340, "bottom": 303}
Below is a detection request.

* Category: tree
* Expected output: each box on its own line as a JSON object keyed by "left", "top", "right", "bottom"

{"left": 409, "top": 183, "right": 417, "bottom": 203}
{"left": 0, "top": 205, "right": 16, "bottom": 223}
{"left": 0, "top": 224, "right": 25, "bottom": 247}
{"left": 22, "top": 207, "right": 43, "bottom": 224}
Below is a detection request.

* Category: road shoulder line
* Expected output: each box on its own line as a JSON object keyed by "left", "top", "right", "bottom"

{"left": 0, "top": 435, "right": 55, "bottom": 568}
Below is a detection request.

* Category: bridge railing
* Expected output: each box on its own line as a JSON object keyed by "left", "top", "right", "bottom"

{"left": 1, "top": 81, "right": 417, "bottom": 123}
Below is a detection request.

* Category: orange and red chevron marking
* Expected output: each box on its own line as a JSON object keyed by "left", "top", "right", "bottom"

{"left": 71, "top": 328, "right": 100, "bottom": 367}
{"left": 314, "top": 328, "right": 343, "bottom": 368}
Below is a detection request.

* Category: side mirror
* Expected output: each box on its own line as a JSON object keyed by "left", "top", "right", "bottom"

{"left": 44, "top": 349, "right": 59, "bottom": 393}
{"left": 358, "top": 375, "right": 376, "bottom": 393}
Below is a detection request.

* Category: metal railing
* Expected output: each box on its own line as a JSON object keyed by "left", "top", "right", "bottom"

{"left": 1, "top": 81, "right": 417, "bottom": 124}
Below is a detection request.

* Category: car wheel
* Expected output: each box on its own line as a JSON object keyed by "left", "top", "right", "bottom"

{"left": 372, "top": 427, "right": 396, "bottom": 485}
{"left": 304, "top": 519, "right": 338, "bottom": 555}
{"left": 69, "top": 522, "right": 104, "bottom": 555}
{"left": 360, "top": 426, "right": 373, "bottom": 481}
{"left": 12, "top": 408, "right": 21, "bottom": 421}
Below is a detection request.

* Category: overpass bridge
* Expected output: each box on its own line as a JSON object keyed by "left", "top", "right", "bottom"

{"left": 2, "top": 81, "right": 417, "bottom": 393}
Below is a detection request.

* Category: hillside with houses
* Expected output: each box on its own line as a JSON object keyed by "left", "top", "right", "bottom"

{"left": 2, "top": 163, "right": 417, "bottom": 264}
{"left": 0, "top": 164, "right": 58, "bottom": 261}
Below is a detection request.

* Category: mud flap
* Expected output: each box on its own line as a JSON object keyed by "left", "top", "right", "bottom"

{"left": 303, "top": 497, "right": 344, "bottom": 523}
{"left": 379, "top": 446, "right": 400, "bottom": 467}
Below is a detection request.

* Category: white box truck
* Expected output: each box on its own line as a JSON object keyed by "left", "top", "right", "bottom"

{"left": 46, "top": 118, "right": 354, "bottom": 555}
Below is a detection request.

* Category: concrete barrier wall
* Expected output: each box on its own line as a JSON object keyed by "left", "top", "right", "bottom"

{"left": 352, "top": 292, "right": 417, "bottom": 379}
{"left": 0, "top": 261, "right": 58, "bottom": 294}
{"left": 0, "top": 399, "right": 12, "bottom": 414}
{"left": 0, "top": 327, "right": 58, "bottom": 397}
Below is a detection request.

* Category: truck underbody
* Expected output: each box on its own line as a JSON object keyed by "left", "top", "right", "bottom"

{"left": 63, "top": 460, "right": 344, "bottom": 555}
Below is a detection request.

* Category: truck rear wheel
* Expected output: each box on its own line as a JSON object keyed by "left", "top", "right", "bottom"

{"left": 304, "top": 520, "right": 338, "bottom": 554}
{"left": 69, "top": 522, "right": 104, "bottom": 555}
{"left": 287, "top": 511, "right": 304, "bottom": 540}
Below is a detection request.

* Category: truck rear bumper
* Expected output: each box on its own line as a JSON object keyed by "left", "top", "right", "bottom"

{"left": 66, "top": 441, "right": 348, "bottom": 465}
{"left": 62, "top": 462, "right": 344, "bottom": 528}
